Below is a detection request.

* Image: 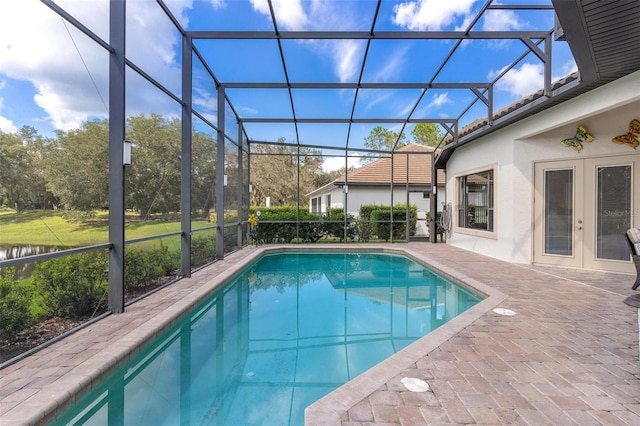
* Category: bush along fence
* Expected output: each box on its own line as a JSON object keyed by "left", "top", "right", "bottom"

{"left": 358, "top": 203, "right": 417, "bottom": 242}
{"left": 0, "top": 238, "right": 211, "bottom": 341}
{"left": 247, "top": 204, "right": 417, "bottom": 244}
{"left": 248, "top": 206, "right": 356, "bottom": 244}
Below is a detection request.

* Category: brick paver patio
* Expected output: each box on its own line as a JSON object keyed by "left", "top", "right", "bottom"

{"left": 1, "top": 243, "right": 639, "bottom": 425}
{"left": 331, "top": 244, "right": 640, "bottom": 425}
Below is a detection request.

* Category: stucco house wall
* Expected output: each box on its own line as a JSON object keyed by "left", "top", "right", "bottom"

{"left": 342, "top": 186, "right": 444, "bottom": 218}
{"left": 445, "top": 70, "right": 640, "bottom": 270}
{"left": 308, "top": 144, "right": 446, "bottom": 220}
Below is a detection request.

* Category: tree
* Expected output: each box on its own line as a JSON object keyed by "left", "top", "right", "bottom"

{"left": 249, "top": 139, "right": 325, "bottom": 206}
{"left": 125, "top": 114, "right": 182, "bottom": 218}
{"left": 364, "top": 126, "right": 406, "bottom": 151}
{"left": 411, "top": 123, "right": 445, "bottom": 147}
{"left": 45, "top": 120, "right": 109, "bottom": 211}
{"left": 191, "top": 128, "right": 217, "bottom": 218}
{"left": 362, "top": 126, "right": 406, "bottom": 163}
{"left": 0, "top": 126, "right": 57, "bottom": 211}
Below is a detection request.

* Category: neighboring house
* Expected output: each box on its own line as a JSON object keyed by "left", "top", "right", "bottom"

{"left": 438, "top": 70, "right": 640, "bottom": 274}
{"left": 307, "top": 144, "right": 446, "bottom": 232}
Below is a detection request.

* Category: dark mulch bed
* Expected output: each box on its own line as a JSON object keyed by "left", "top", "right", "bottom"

{"left": 0, "top": 316, "right": 90, "bottom": 364}
{"left": 0, "top": 276, "right": 179, "bottom": 365}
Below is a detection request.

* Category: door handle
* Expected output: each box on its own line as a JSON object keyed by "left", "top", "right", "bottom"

{"left": 577, "top": 219, "right": 583, "bottom": 230}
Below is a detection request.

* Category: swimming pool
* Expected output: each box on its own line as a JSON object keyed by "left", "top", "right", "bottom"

{"left": 52, "top": 251, "right": 483, "bottom": 425}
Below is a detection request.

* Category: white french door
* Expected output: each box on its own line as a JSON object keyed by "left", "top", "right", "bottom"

{"left": 534, "top": 155, "right": 639, "bottom": 272}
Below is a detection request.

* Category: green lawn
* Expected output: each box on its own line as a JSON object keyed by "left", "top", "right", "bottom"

{"left": 0, "top": 210, "right": 210, "bottom": 248}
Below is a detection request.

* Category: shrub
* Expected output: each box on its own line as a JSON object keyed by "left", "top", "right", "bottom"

{"left": 0, "top": 268, "right": 33, "bottom": 341}
{"left": 191, "top": 233, "right": 216, "bottom": 267}
{"left": 125, "top": 245, "right": 178, "bottom": 291}
{"left": 360, "top": 203, "right": 417, "bottom": 241}
{"left": 32, "top": 252, "right": 108, "bottom": 318}
{"left": 323, "top": 208, "right": 357, "bottom": 241}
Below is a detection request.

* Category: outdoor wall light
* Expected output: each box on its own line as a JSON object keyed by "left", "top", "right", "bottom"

{"left": 123, "top": 140, "right": 132, "bottom": 166}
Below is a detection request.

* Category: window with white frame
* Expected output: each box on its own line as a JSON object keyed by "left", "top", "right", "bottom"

{"left": 311, "top": 196, "right": 321, "bottom": 214}
{"left": 457, "top": 169, "right": 494, "bottom": 231}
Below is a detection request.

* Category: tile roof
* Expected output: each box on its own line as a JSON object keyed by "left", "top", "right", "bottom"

{"left": 334, "top": 143, "right": 445, "bottom": 186}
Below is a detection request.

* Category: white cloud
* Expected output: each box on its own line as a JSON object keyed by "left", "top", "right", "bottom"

{"left": 193, "top": 86, "right": 218, "bottom": 115}
{"left": 0, "top": 84, "right": 17, "bottom": 133}
{"left": 208, "top": 0, "right": 226, "bottom": 10}
{"left": 429, "top": 93, "right": 451, "bottom": 108}
{"left": 249, "top": 0, "right": 364, "bottom": 83}
{"left": 409, "top": 92, "right": 451, "bottom": 118}
{"left": 0, "top": 96, "right": 17, "bottom": 133}
{"left": 559, "top": 59, "right": 578, "bottom": 78}
{"left": 368, "top": 47, "right": 408, "bottom": 83}
{"left": 0, "top": 115, "right": 17, "bottom": 133}
{"left": 393, "top": 0, "right": 476, "bottom": 31}
{"left": 482, "top": 9, "right": 524, "bottom": 31}
{"left": 491, "top": 63, "right": 544, "bottom": 97}
{"left": 362, "top": 90, "right": 393, "bottom": 110}
{"left": 249, "top": 0, "right": 309, "bottom": 30}
{"left": 160, "top": 0, "right": 194, "bottom": 27}
{"left": 322, "top": 154, "right": 362, "bottom": 172}
{"left": 334, "top": 40, "right": 362, "bottom": 83}
{"left": 0, "top": 0, "right": 189, "bottom": 133}
{"left": 238, "top": 106, "right": 259, "bottom": 115}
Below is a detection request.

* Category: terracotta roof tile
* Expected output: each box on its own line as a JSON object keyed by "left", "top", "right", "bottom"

{"left": 334, "top": 143, "right": 445, "bottom": 186}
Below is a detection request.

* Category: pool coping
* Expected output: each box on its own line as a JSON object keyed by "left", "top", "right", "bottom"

{"left": 0, "top": 244, "right": 505, "bottom": 425}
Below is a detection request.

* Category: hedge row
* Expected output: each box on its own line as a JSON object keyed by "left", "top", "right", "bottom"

{"left": 249, "top": 206, "right": 356, "bottom": 243}
{"left": 0, "top": 235, "right": 215, "bottom": 341}
{"left": 247, "top": 204, "right": 417, "bottom": 243}
{"left": 358, "top": 203, "right": 417, "bottom": 242}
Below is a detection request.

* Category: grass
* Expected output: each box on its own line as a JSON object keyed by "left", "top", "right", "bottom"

{"left": 0, "top": 209, "right": 210, "bottom": 248}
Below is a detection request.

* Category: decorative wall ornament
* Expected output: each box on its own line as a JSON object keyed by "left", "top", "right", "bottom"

{"left": 612, "top": 119, "right": 640, "bottom": 149}
{"left": 561, "top": 125, "right": 593, "bottom": 152}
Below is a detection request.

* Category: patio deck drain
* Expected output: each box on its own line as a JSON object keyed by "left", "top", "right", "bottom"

{"left": 493, "top": 308, "right": 516, "bottom": 316}
{"left": 401, "top": 377, "right": 430, "bottom": 392}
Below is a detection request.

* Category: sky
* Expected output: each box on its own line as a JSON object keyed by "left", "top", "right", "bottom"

{"left": 0, "top": 0, "right": 576, "bottom": 171}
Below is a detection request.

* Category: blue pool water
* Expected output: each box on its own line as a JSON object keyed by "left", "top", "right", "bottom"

{"left": 53, "top": 251, "right": 482, "bottom": 425}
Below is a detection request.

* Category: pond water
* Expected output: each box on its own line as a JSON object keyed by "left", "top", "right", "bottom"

{"left": 0, "top": 244, "right": 61, "bottom": 280}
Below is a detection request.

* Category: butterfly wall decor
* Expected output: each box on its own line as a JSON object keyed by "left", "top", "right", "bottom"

{"left": 561, "top": 125, "right": 593, "bottom": 152}
{"left": 611, "top": 119, "right": 640, "bottom": 149}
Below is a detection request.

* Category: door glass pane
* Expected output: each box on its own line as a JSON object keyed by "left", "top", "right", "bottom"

{"left": 544, "top": 169, "right": 573, "bottom": 255}
{"left": 596, "top": 165, "right": 632, "bottom": 260}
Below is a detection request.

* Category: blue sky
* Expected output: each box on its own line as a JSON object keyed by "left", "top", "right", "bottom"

{"left": 0, "top": 0, "right": 576, "bottom": 170}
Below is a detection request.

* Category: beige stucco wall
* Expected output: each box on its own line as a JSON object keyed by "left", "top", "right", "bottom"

{"left": 445, "top": 70, "right": 640, "bottom": 266}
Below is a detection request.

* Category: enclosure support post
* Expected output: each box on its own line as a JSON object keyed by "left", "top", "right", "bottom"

{"left": 390, "top": 153, "right": 394, "bottom": 242}
{"left": 405, "top": 153, "right": 409, "bottom": 242}
{"left": 107, "top": 0, "right": 126, "bottom": 313}
{"left": 180, "top": 34, "right": 193, "bottom": 277}
{"left": 216, "top": 86, "right": 226, "bottom": 260}
{"left": 343, "top": 150, "right": 348, "bottom": 242}
{"left": 430, "top": 153, "right": 437, "bottom": 243}
{"left": 237, "top": 127, "right": 244, "bottom": 249}
{"left": 296, "top": 145, "right": 300, "bottom": 242}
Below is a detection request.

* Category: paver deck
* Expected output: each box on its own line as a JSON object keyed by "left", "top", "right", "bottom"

{"left": 1, "top": 243, "right": 639, "bottom": 425}
{"left": 319, "top": 244, "right": 640, "bottom": 425}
